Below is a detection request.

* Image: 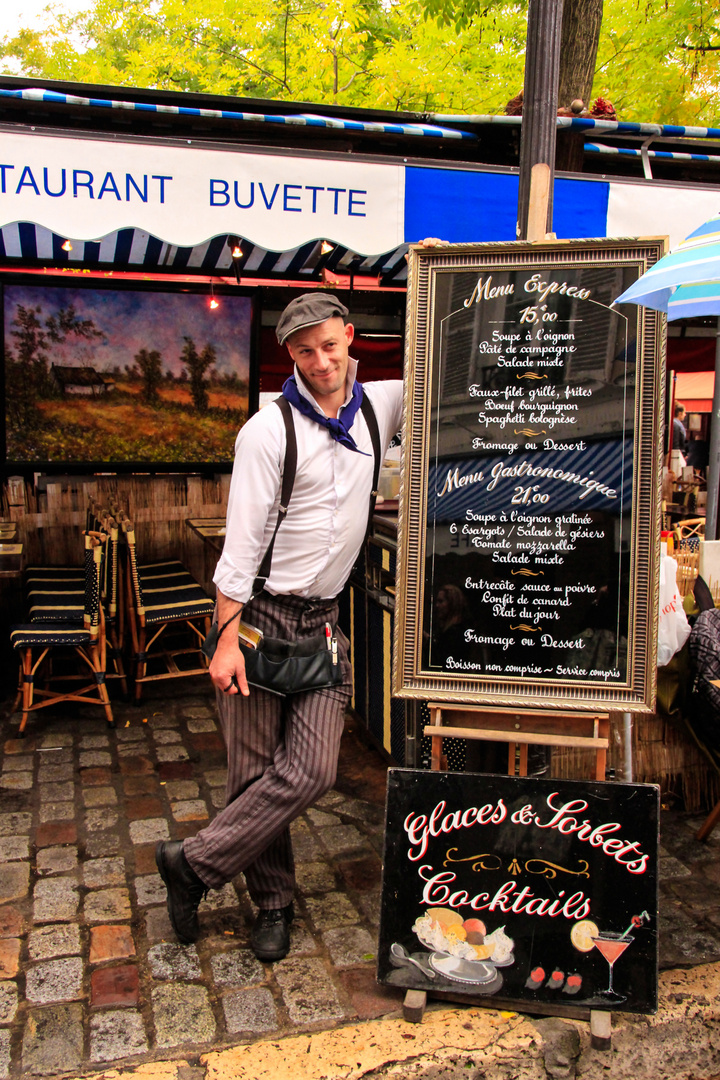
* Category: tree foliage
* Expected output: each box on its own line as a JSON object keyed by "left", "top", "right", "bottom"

{"left": 0, "top": 0, "right": 718, "bottom": 124}
{"left": 181, "top": 336, "right": 216, "bottom": 413}
{"left": 5, "top": 302, "right": 103, "bottom": 428}
{"left": 133, "top": 347, "right": 163, "bottom": 402}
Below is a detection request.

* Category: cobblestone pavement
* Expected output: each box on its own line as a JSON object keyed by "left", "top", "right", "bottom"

{"left": 1, "top": 685, "right": 720, "bottom": 1078}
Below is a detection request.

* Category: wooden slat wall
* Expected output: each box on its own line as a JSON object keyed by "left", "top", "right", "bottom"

{"left": 552, "top": 711, "right": 718, "bottom": 813}
{"left": 4, "top": 474, "right": 230, "bottom": 595}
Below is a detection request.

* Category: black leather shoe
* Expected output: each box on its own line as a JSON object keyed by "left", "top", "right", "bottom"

{"left": 250, "top": 903, "right": 294, "bottom": 961}
{"left": 155, "top": 840, "right": 208, "bottom": 944}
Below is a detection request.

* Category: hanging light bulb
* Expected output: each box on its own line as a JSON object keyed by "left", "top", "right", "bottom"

{"left": 61, "top": 239, "right": 73, "bottom": 252}
{"left": 320, "top": 240, "right": 334, "bottom": 255}
{"left": 209, "top": 281, "right": 219, "bottom": 309}
{"left": 231, "top": 244, "right": 242, "bottom": 259}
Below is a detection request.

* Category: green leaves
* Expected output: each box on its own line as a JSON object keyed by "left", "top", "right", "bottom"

{"left": 0, "top": 0, "right": 717, "bottom": 124}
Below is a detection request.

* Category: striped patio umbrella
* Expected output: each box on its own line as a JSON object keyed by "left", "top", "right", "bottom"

{"left": 615, "top": 211, "right": 720, "bottom": 539}
{"left": 614, "top": 212, "right": 720, "bottom": 320}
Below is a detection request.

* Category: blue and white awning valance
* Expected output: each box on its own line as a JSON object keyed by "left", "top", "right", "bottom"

{"left": 3, "top": 126, "right": 720, "bottom": 280}
{"left": 0, "top": 222, "right": 410, "bottom": 283}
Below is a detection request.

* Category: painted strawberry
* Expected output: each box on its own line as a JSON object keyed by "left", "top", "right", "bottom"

{"left": 525, "top": 966, "right": 545, "bottom": 989}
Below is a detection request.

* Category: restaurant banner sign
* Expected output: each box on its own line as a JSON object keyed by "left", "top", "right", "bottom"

{"left": 0, "top": 130, "right": 405, "bottom": 254}
{"left": 378, "top": 769, "right": 659, "bottom": 1014}
{"left": 394, "top": 238, "right": 666, "bottom": 712}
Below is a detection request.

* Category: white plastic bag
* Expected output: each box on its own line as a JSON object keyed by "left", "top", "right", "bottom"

{"left": 657, "top": 555, "right": 691, "bottom": 667}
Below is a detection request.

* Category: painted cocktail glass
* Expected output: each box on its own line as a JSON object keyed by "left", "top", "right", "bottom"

{"left": 591, "top": 931, "right": 633, "bottom": 1000}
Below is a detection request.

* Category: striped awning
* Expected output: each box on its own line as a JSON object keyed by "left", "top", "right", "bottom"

{"left": 586, "top": 143, "right": 720, "bottom": 167}
{"left": 431, "top": 112, "right": 720, "bottom": 140}
{"left": 0, "top": 87, "right": 477, "bottom": 142}
{"left": 0, "top": 222, "right": 410, "bottom": 283}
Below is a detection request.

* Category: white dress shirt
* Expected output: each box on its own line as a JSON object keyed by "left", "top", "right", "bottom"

{"left": 214, "top": 359, "right": 403, "bottom": 602}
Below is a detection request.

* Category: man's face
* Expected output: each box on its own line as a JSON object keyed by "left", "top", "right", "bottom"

{"left": 286, "top": 316, "right": 354, "bottom": 401}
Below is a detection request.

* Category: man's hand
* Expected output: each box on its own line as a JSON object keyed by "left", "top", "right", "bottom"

{"left": 209, "top": 635, "right": 250, "bottom": 697}
{"left": 209, "top": 589, "right": 250, "bottom": 697}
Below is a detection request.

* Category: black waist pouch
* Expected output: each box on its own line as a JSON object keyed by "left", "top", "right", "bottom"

{"left": 240, "top": 633, "right": 342, "bottom": 695}
{"left": 204, "top": 625, "right": 343, "bottom": 696}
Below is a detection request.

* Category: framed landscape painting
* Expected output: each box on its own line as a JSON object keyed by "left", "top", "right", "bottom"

{"left": 2, "top": 279, "right": 254, "bottom": 470}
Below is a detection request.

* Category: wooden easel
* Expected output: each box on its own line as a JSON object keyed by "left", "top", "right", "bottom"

{"left": 426, "top": 703, "right": 609, "bottom": 781}
{"left": 401, "top": 702, "right": 614, "bottom": 1049}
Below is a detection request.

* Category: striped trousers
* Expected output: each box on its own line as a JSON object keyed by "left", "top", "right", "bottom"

{"left": 183, "top": 591, "right": 352, "bottom": 909}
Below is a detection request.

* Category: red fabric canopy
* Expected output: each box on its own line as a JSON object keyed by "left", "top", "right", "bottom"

{"left": 668, "top": 337, "right": 717, "bottom": 373}
{"left": 673, "top": 370, "right": 715, "bottom": 412}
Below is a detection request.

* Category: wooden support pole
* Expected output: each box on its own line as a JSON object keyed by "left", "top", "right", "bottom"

{"left": 526, "top": 163, "right": 552, "bottom": 242}
{"left": 590, "top": 1009, "right": 612, "bottom": 1051}
{"left": 517, "top": 0, "right": 564, "bottom": 239}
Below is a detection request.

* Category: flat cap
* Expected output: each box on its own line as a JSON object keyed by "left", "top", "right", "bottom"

{"left": 275, "top": 292, "right": 349, "bottom": 345}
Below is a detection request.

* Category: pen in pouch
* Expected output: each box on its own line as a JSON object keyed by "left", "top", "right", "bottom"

{"left": 325, "top": 622, "right": 332, "bottom": 651}
{"left": 331, "top": 637, "right": 338, "bottom": 665}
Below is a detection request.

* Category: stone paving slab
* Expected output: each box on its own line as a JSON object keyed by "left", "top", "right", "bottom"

{"left": 1, "top": 685, "right": 720, "bottom": 1079}
{"left": 0, "top": 688, "right": 398, "bottom": 1076}
{"left": 21, "top": 1002, "right": 84, "bottom": 1076}
{"left": 27, "top": 924, "right": 81, "bottom": 961}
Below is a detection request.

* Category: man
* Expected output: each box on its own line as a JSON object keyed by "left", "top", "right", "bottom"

{"left": 673, "top": 403, "right": 688, "bottom": 457}
{"left": 156, "top": 292, "right": 403, "bottom": 961}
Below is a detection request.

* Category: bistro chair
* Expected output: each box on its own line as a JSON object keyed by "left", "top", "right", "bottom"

{"left": 24, "top": 518, "right": 128, "bottom": 697}
{"left": 676, "top": 518, "right": 705, "bottom": 550}
{"left": 121, "top": 520, "right": 214, "bottom": 700}
{"left": 10, "top": 533, "right": 115, "bottom": 735}
{"left": 22, "top": 498, "right": 118, "bottom": 594}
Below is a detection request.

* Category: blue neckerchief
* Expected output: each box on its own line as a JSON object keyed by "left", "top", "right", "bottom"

{"left": 282, "top": 375, "right": 369, "bottom": 455}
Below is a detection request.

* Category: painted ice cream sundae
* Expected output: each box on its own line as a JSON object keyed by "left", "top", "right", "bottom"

{"left": 408, "top": 907, "right": 515, "bottom": 984}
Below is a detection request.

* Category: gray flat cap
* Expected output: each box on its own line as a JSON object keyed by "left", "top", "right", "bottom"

{"left": 276, "top": 293, "right": 349, "bottom": 345}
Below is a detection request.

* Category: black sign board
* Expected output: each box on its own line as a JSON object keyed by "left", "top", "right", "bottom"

{"left": 378, "top": 769, "right": 659, "bottom": 1014}
{"left": 394, "top": 239, "right": 665, "bottom": 712}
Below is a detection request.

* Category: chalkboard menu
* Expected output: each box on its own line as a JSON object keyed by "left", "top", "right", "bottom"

{"left": 378, "top": 769, "right": 659, "bottom": 1014}
{"left": 394, "top": 239, "right": 665, "bottom": 711}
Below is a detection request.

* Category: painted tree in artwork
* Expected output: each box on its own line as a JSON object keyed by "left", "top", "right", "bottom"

{"left": 181, "top": 337, "right": 217, "bottom": 412}
{"left": 5, "top": 305, "right": 52, "bottom": 427}
{"left": 5, "top": 301, "right": 104, "bottom": 427}
{"left": 133, "top": 347, "right": 164, "bottom": 403}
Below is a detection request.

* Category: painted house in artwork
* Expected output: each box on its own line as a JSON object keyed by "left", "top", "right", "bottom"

{"left": 51, "top": 365, "right": 115, "bottom": 396}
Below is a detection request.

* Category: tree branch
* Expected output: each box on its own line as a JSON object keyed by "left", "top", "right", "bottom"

{"left": 678, "top": 42, "right": 720, "bottom": 52}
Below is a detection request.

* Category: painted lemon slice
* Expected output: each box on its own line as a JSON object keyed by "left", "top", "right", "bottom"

{"left": 571, "top": 919, "right": 599, "bottom": 952}
{"left": 472, "top": 943, "right": 494, "bottom": 960}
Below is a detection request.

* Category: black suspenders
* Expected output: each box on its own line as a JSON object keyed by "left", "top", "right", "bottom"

{"left": 250, "top": 393, "right": 382, "bottom": 598}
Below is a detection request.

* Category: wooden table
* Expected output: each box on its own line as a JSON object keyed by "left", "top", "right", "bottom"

{"left": 185, "top": 517, "right": 227, "bottom": 555}
{"left": 0, "top": 543, "right": 23, "bottom": 579}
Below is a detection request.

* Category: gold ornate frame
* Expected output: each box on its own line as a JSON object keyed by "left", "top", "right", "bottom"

{"left": 393, "top": 238, "right": 666, "bottom": 712}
